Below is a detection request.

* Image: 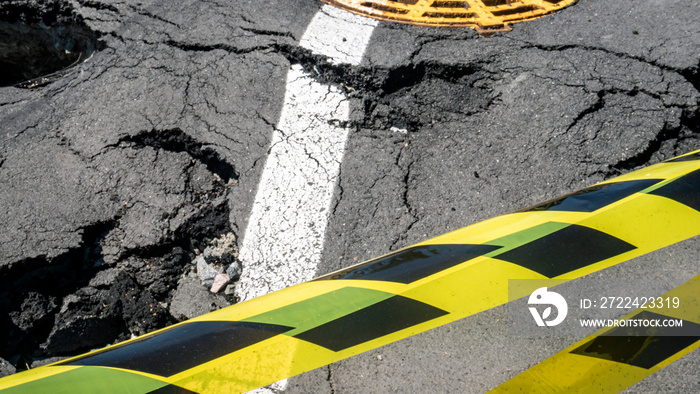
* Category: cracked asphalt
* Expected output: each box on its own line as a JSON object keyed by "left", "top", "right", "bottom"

{"left": 1, "top": 0, "right": 699, "bottom": 391}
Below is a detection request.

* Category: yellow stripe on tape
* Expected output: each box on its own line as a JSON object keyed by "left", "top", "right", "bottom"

{"left": 2, "top": 151, "right": 700, "bottom": 393}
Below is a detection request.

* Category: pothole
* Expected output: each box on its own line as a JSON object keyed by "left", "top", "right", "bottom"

{"left": 321, "top": 0, "right": 578, "bottom": 35}
{"left": 0, "top": 0, "right": 103, "bottom": 88}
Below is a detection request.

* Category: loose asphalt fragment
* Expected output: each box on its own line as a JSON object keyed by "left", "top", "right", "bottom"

{"left": 195, "top": 232, "right": 240, "bottom": 289}
{"left": 0, "top": 360, "right": 13, "bottom": 378}
{"left": 196, "top": 256, "right": 220, "bottom": 288}
{"left": 169, "top": 275, "right": 229, "bottom": 321}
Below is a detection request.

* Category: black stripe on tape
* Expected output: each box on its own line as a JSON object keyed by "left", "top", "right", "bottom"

{"left": 648, "top": 169, "right": 700, "bottom": 212}
{"left": 519, "top": 179, "right": 661, "bottom": 213}
{"left": 492, "top": 224, "right": 636, "bottom": 278}
{"left": 316, "top": 244, "right": 500, "bottom": 284}
{"left": 148, "top": 384, "right": 198, "bottom": 393}
{"left": 294, "top": 295, "right": 448, "bottom": 351}
{"left": 571, "top": 311, "right": 700, "bottom": 369}
{"left": 61, "top": 321, "right": 293, "bottom": 377}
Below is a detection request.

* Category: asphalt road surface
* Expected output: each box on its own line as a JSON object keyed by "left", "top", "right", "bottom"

{"left": 0, "top": 0, "right": 699, "bottom": 391}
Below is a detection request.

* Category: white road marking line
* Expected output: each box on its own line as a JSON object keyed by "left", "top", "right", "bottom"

{"left": 300, "top": 5, "right": 379, "bottom": 66}
{"left": 237, "top": 6, "right": 376, "bottom": 393}
{"left": 235, "top": 6, "right": 377, "bottom": 300}
{"left": 235, "top": 63, "right": 351, "bottom": 301}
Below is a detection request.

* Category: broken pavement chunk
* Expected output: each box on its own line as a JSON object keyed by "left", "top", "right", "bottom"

{"left": 196, "top": 255, "right": 220, "bottom": 287}
{"left": 0, "top": 357, "right": 15, "bottom": 378}
{"left": 226, "top": 261, "right": 242, "bottom": 280}
{"left": 170, "top": 276, "right": 228, "bottom": 320}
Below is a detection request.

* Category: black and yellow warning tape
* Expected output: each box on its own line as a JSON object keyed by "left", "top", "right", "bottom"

{"left": 492, "top": 275, "right": 700, "bottom": 393}
{"left": 2, "top": 150, "right": 700, "bottom": 393}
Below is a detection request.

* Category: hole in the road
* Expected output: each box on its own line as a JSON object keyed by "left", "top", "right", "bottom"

{"left": 0, "top": 2, "right": 103, "bottom": 88}
{"left": 321, "top": 0, "right": 577, "bottom": 35}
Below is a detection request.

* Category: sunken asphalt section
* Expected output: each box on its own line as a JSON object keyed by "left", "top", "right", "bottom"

{"left": 0, "top": 0, "right": 699, "bottom": 391}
